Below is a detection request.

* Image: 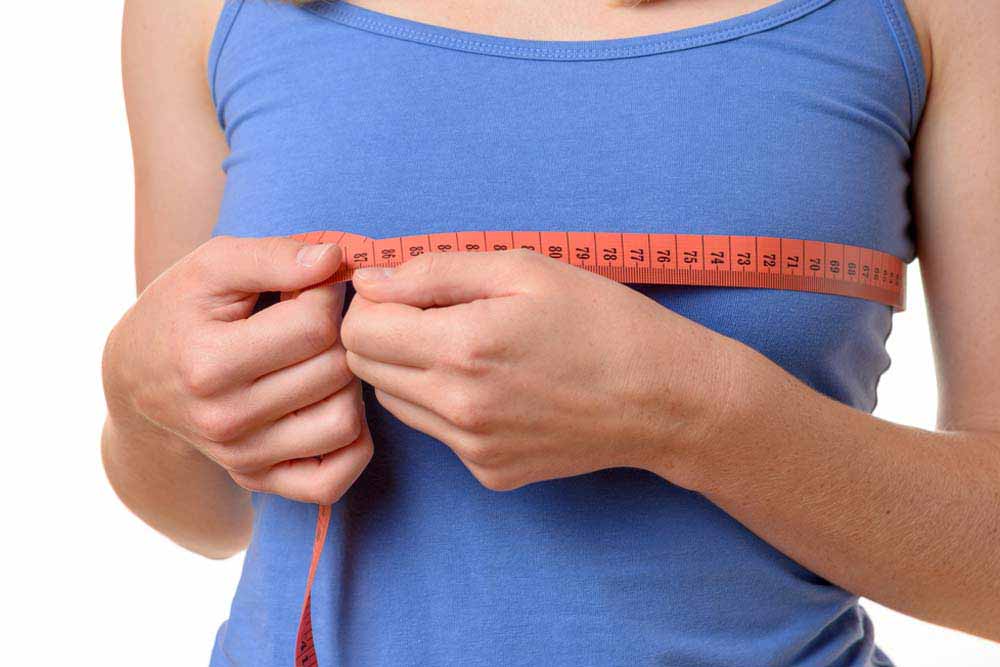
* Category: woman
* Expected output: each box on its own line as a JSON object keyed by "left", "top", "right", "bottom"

{"left": 103, "top": 0, "right": 999, "bottom": 665}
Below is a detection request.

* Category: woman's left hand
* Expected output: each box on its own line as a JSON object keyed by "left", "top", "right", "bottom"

{"left": 341, "top": 248, "right": 743, "bottom": 491}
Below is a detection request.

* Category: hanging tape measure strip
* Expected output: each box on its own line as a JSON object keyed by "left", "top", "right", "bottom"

{"left": 288, "top": 228, "right": 907, "bottom": 666}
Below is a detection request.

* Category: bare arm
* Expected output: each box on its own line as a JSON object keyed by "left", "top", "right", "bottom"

{"left": 103, "top": 0, "right": 249, "bottom": 559}
{"left": 661, "top": 1, "right": 1000, "bottom": 640}
{"left": 125, "top": 0, "right": 230, "bottom": 291}
{"left": 105, "top": 1, "right": 372, "bottom": 560}
{"left": 104, "top": 0, "right": 379, "bottom": 561}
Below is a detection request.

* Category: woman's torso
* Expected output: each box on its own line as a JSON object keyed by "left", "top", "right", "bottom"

{"left": 207, "top": 1, "right": 925, "bottom": 664}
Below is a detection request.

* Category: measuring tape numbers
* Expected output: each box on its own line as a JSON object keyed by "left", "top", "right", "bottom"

{"left": 290, "top": 229, "right": 905, "bottom": 310}
{"left": 285, "top": 228, "right": 907, "bottom": 666}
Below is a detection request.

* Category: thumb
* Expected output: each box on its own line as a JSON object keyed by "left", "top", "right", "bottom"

{"left": 194, "top": 236, "right": 343, "bottom": 295}
{"left": 351, "top": 250, "right": 529, "bottom": 308}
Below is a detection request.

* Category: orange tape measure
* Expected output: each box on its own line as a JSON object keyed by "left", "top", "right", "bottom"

{"left": 290, "top": 229, "right": 905, "bottom": 310}
{"left": 287, "top": 228, "right": 907, "bottom": 666}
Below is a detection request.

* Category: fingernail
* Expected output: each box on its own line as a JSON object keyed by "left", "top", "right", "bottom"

{"left": 297, "top": 243, "right": 335, "bottom": 267}
{"left": 353, "top": 267, "right": 395, "bottom": 281}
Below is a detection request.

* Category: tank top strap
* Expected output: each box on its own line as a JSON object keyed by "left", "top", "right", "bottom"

{"left": 207, "top": 0, "right": 246, "bottom": 128}
{"left": 874, "top": 0, "right": 928, "bottom": 135}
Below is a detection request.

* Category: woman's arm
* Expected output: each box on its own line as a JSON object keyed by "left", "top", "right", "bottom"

{"left": 106, "top": 0, "right": 373, "bottom": 560}
{"left": 124, "top": 0, "right": 229, "bottom": 292}
{"left": 103, "top": 0, "right": 251, "bottom": 559}
{"left": 661, "top": 1, "right": 1000, "bottom": 640}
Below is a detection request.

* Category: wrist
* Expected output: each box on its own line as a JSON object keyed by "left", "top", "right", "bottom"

{"left": 104, "top": 398, "right": 201, "bottom": 464}
{"left": 642, "top": 333, "right": 760, "bottom": 493}
{"left": 102, "top": 324, "right": 199, "bottom": 462}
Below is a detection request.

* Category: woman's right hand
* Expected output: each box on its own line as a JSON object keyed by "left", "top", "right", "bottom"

{"left": 102, "top": 235, "right": 374, "bottom": 505}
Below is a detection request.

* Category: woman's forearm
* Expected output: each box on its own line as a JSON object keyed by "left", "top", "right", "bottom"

{"left": 656, "top": 341, "right": 1000, "bottom": 641}
{"left": 101, "top": 401, "right": 253, "bottom": 560}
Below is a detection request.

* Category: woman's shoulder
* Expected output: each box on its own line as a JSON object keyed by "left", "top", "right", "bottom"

{"left": 903, "top": 0, "right": 1000, "bottom": 89}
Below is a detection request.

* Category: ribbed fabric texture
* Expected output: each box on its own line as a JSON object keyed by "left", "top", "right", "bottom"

{"left": 207, "top": 1, "right": 925, "bottom": 664}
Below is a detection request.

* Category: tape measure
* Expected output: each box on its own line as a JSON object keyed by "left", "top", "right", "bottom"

{"left": 290, "top": 229, "right": 905, "bottom": 310}
{"left": 286, "top": 228, "right": 907, "bottom": 666}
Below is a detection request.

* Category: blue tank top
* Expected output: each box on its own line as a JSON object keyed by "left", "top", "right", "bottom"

{"left": 207, "top": 1, "right": 925, "bottom": 665}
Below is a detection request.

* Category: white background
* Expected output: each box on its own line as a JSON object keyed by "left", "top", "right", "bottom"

{"left": 1, "top": 2, "right": 998, "bottom": 665}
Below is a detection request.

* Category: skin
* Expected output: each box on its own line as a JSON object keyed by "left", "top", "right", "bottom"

{"left": 105, "top": 0, "right": 999, "bottom": 642}
{"left": 105, "top": 0, "right": 373, "bottom": 558}
{"left": 342, "top": 253, "right": 734, "bottom": 490}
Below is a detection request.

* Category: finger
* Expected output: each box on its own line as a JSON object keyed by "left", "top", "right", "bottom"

{"left": 231, "top": 417, "right": 374, "bottom": 505}
{"left": 340, "top": 294, "right": 442, "bottom": 368}
{"left": 373, "top": 387, "right": 463, "bottom": 446}
{"left": 345, "top": 350, "right": 435, "bottom": 405}
{"left": 351, "top": 248, "right": 535, "bottom": 307}
{"left": 374, "top": 389, "right": 511, "bottom": 485}
{"left": 240, "top": 344, "right": 354, "bottom": 430}
{"left": 220, "top": 283, "right": 346, "bottom": 381}
{"left": 194, "top": 235, "right": 343, "bottom": 295}
{"left": 221, "top": 380, "right": 364, "bottom": 472}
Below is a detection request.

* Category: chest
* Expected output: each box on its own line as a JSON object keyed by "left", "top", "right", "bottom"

{"left": 208, "top": 0, "right": 921, "bottom": 409}
{"left": 217, "top": 47, "right": 910, "bottom": 259}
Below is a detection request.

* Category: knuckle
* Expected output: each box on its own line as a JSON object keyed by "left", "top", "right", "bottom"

{"left": 501, "top": 248, "right": 542, "bottom": 282}
{"left": 253, "top": 236, "right": 288, "bottom": 272}
{"left": 453, "top": 333, "right": 482, "bottom": 363}
{"left": 443, "top": 392, "right": 490, "bottom": 432}
{"left": 507, "top": 248, "right": 550, "bottom": 288}
{"left": 458, "top": 437, "right": 503, "bottom": 467}
{"left": 357, "top": 437, "right": 375, "bottom": 464}
{"left": 314, "top": 439, "right": 372, "bottom": 504}
{"left": 413, "top": 250, "right": 440, "bottom": 277}
{"left": 447, "top": 323, "right": 507, "bottom": 374}
{"left": 319, "top": 346, "right": 353, "bottom": 391}
{"left": 446, "top": 333, "right": 488, "bottom": 375}
{"left": 509, "top": 247, "right": 538, "bottom": 263}
{"left": 179, "top": 252, "right": 208, "bottom": 283}
{"left": 315, "top": 489, "right": 344, "bottom": 505}
{"left": 189, "top": 237, "right": 229, "bottom": 273}
{"left": 175, "top": 330, "right": 227, "bottom": 397}
{"left": 329, "top": 347, "right": 353, "bottom": 385}
{"left": 196, "top": 236, "right": 226, "bottom": 259}
{"left": 218, "top": 448, "right": 261, "bottom": 476}
{"left": 178, "top": 356, "right": 221, "bottom": 398}
{"left": 327, "top": 407, "right": 364, "bottom": 446}
{"left": 472, "top": 468, "right": 517, "bottom": 493}
{"left": 454, "top": 405, "right": 490, "bottom": 433}
{"left": 339, "top": 310, "right": 358, "bottom": 351}
{"left": 203, "top": 235, "right": 232, "bottom": 252}
{"left": 227, "top": 460, "right": 257, "bottom": 477}
{"left": 189, "top": 402, "right": 244, "bottom": 443}
{"left": 230, "top": 472, "right": 265, "bottom": 494}
{"left": 313, "top": 478, "right": 348, "bottom": 505}
{"left": 299, "top": 308, "right": 340, "bottom": 351}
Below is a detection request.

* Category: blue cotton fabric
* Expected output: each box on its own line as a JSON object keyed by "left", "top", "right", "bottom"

{"left": 206, "top": 1, "right": 925, "bottom": 664}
